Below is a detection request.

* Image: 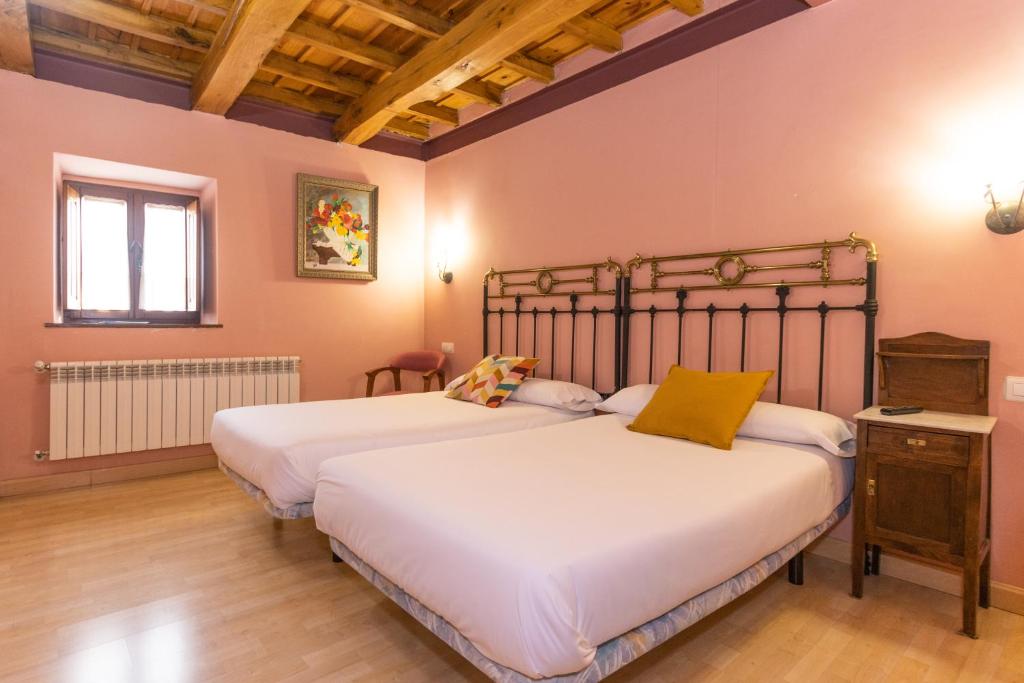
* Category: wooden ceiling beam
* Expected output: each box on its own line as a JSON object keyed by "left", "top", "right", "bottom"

{"left": 383, "top": 116, "right": 430, "bottom": 140}
{"left": 192, "top": 0, "right": 311, "bottom": 115}
{"left": 243, "top": 80, "right": 347, "bottom": 116}
{"left": 0, "top": 0, "right": 34, "bottom": 75}
{"left": 452, "top": 77, "right": 502, "bottom": 107}
{"left": 407, "top": 101, "right": 458, "bottom": 126}
{"left": 345, "top": 0, "right": 449, "bottom": 39}
{"left": 333, "top": 0, "right": 597, "bottom": 145}
{"left": 285, "top": 18, "right": 403, "bottom": 72}
{"left": 561, "top": 14, "right": 621, "bottom": 53}
{"left": 31, "top": 26, "right": 198, "bottom": 79}
{"left": 173, "top": 0, "right": 231, "bottom": 16}
{"left": 500, "top": 52, "right": 552, "bottom": 82}
{"left": 665, "top": 0, "right": 704, "bottom": 17}
{"left": 260, "top": 52, "right": 368, "bottom": 97}
{"left": 340, "top": 0, "right": 553, "bottom": 84}
{"left": 29, "top": 0, "right": 216, "bottom": 52}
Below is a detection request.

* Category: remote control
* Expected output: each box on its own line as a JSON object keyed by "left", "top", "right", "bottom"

{"left": 880, "top": 405, "right": 924, "bottom": 416}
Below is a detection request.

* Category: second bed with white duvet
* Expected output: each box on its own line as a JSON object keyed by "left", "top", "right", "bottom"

{"left": 314, "top": 413, "right": 854, "bottom": 680}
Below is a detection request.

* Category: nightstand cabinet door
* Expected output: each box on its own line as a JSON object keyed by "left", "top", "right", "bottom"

{"left": 865, "top": 452, "right": 966, "bottom": 562}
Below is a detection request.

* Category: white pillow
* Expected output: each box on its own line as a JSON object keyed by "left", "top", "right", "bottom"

{"left": 598, "top": 384, "right": 855, "bottom": 456}
{"left": 508, "top": 378, "right": 602, "bottom": 412}
{"left": 737, "top": 402, "right": 855, "bottom": 456}
{"left": 595, "top": 384, "right": 659, "bottom": 416}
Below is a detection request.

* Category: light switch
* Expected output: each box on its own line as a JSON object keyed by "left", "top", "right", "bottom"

{"left": 1005, "top": 376, "right": 1024, "bottom": 401}
{"left": 441, "top": 342, "right": 455, "bottom": 354}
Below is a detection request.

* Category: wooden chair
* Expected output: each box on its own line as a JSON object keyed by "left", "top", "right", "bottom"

{"left": 365, "top": 350, "right": 447, "bottom": 397}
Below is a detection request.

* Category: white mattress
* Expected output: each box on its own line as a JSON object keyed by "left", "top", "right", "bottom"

{"left": 314, "top": 413, "right": 854, "bottom": 679}
{"left": 211, "top": 391, "right": 587, "bottom": 510}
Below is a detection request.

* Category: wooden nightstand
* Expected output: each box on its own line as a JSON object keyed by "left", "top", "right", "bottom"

{"left": 851, "top": 406, "right": 996, "bottom": 637}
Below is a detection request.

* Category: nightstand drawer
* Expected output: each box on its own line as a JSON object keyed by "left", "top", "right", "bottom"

{"left": 866, "top": 425, "right": 969, "bottom": 465}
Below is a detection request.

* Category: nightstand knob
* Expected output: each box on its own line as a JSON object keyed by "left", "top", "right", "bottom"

{"left": 906, "top": 437, "right": 927, "bottom": 447}
{"left": 867, "top": 479, "right": 876, "bottom": 496}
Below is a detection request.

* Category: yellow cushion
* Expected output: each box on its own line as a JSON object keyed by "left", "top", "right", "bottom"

{"left": 627, "top": 366, "right": 774, "bottom": 450}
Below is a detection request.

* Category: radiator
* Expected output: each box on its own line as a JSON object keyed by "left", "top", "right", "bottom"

{"left": 45, "top": 357, "right": 300, "bottom": 460}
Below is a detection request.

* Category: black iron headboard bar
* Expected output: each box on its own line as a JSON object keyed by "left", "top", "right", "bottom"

{"left": 483, "top": 260, "right": 624, "bottom": 394}
{"left": 621, "top": 233, "right": 879, "bottom": 411}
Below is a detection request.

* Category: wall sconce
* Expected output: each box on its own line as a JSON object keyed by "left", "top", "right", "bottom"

{"left": 437, "top": 256, "right": 453, "bottom": 284}
{"left": 985, "top": 183, "right": 1024, "bottom": 234}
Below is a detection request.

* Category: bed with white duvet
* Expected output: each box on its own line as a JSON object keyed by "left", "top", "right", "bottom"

{"left": 212, "top": 382, "right": 596, "bottom": 517}
{"left": 314, "top": 412, "right": 854, "bottom": 681}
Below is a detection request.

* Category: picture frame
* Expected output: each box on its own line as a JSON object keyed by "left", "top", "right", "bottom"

{"left": 296, "top": 173, "right": 378, "bottom": 280}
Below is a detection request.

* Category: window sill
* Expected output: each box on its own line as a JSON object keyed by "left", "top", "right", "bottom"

{"left": 45, "top": 322, "right": 223, "bottom": 329}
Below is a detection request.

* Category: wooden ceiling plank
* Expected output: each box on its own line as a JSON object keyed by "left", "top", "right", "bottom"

{"left": 29, "top": 0, "right": 216, "bottom": 52}
{"left": 191, "top": 0, "right": 311, "bottom": 114}
{"left": 561, "top": 13, "right": 621, "bottom": 53}
{"left": 407, "top": 100, "right": 457, "bottom": 125}
{"left": 261, "top": 51, "right": 368, "bottom": 97}
{"left": 285, "top": 18, "right": 402, "bottom": 72}
{"left": 665, "top": 0, "right": 704, "bottom": 17}
{"left": 334, "top": 0, "right": 597, "bottom": 145}
{"left": 0, "top": 0, "right": 34, "bottom": 74}
{"left": 31, "top": 25, "right": 198, "bottom": 79}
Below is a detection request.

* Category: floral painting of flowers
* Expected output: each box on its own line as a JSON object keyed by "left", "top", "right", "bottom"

{"left": 296, "top": 174, "right": 378, "bottom": 280}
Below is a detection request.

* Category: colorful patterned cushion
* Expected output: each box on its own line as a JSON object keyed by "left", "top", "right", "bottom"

{"left": 445, "top": 355, "right": 541, "bottom": 408}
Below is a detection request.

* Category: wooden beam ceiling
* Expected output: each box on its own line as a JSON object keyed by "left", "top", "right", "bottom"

{"left": 30, "top": 0, "right": 215, "bottom": 52}
{"left": 340, "top": 0, "right": 554, "bottom": 84}
{"left": 334, "top": 0, "right": 598, "bottom": 145}
{"left": 192, "top": 0, "right": 311, "bottom": 114}
{"left": 561, "top": 14, "right": 622, "bottom": 53}
{"left": 14, "top": 0, "right": 709, "bottom": 144}
{"left": 32, "top": 26, "right": 198, "bottom": 79}
{"left": 0, "top": 0, "right": 33, "bottom": 74}
{"left": 260, "top": 52, "right": 368, "bottom": 98}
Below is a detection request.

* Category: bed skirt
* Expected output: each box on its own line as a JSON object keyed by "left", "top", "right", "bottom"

{"left": 218, "top": 460, "right": 313, "bottom": 520}
{"left": 329, "top": 495, "right": 851, "bottom": 682}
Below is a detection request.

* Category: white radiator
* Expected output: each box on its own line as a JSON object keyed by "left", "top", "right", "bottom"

{"left": 45, "top": 357, "right": 300, "bottom": 460}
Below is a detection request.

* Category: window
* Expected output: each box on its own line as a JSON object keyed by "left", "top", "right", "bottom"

{"left": 61, "top": 180, "right": 201, "bottom": 324}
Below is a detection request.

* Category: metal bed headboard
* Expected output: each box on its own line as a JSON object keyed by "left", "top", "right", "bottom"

{"left": 483, "top": 259, "right": 624, "bottom": 394}
{"left": 621, "top": 233, "right": 879, "bottom": 410}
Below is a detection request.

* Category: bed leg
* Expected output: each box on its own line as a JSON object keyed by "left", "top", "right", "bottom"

{"left": 870, "top": 544, "right": 881, "bottom": 575}
{"left": 788, "top": 552, "right": 804, "bottom": 585}
{"left": 331, "top": 552, "right": 343, "bottom": 564}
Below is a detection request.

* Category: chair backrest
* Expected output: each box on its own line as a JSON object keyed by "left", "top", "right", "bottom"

{"left": 390, "top": 350, "right": 446, "bottom": 373}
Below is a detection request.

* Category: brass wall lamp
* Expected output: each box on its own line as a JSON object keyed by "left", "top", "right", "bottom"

{"left": 985, "top": 183, "right": 1024, "bottom": 234}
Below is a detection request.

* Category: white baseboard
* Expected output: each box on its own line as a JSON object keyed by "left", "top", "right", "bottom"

{"left": 808, "top": 536, "right": 1024, "bottom": 616}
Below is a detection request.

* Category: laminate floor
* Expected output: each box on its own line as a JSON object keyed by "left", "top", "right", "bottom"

{"left": 1, "top": 470, "right": 1021, "bottom": 682}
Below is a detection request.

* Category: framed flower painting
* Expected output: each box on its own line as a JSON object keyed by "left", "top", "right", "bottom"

{"left": 296, "top": 174, "right": 378, "bottom": 280}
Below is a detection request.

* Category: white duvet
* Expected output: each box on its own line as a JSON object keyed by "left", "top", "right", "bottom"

{"left": 314, "top": 413, "right": 853, "bottom": 679}
{"left": 211, "top": 391, "right": 587, "bottom": 510}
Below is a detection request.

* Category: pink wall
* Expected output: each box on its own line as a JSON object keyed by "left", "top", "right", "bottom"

{"left": 424, "top": 0, "right": 1024, "bottom": 586}
{"left": 0, "top": 71, "right": 425, "bottom": 482}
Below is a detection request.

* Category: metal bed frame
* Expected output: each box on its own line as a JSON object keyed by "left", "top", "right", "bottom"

{"left": 482, "top": 258, "right": 625, "bottom": 395}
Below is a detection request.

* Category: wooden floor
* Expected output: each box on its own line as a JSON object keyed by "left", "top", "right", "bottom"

{"left": 1, "top": 471, "right": 1022, "bottom": 682}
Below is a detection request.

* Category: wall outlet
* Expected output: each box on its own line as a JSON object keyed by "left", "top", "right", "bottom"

{"left": 441, "top": 342, "right": 455, "bottom": 354}
{"left": 1005, "top": 376, "right": 1024, "bottom": 402}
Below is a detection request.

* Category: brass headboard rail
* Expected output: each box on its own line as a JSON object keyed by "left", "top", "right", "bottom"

{"left": 622, "top": 233, "right": 879, "bottom": 410}
{"left": 625, "top": 233, "right": 877, "bottom": 293}
{"left": 483, "top": 259, "right": 625, "bottom": 394}
{"left": 483, "top": 258, "right": 623, "bottom": 299}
